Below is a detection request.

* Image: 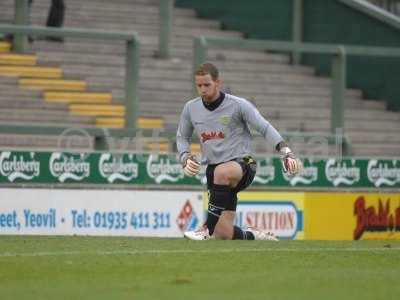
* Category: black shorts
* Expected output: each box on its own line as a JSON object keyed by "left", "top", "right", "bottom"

{"left": 206, "top": 156, "right": 257, "bottom": 211}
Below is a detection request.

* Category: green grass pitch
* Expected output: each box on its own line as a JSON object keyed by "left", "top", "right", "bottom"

{"left": 0, "top": 236, "right": 399, "bottom": 300}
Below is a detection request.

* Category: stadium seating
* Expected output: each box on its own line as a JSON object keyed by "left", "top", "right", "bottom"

{"left": 0, "top": 0, "right": 399, "bottom": 156}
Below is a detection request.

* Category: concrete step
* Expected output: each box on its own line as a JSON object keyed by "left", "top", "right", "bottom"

{"left": 97, "top": 116, "right": 166, "bottom": 129}
{"left": 347, "top": 131, "right": 400, "bottom": 143}
{"left": 206, "top": 59, "right": 316, "bottom": 75}
{"left": 270, "top": 107, "right": 400, "bottom": 121}
{"left": 84, "top": 76, "right": 338, "bottom": 95}
{"left": 0, "top": 109, "right": 94, "bottom": 124}
{"left": 136, "top": 90, "right": 378, "bottom": 111}
{"left": 30, "top": 40, "right": 192, "bottom": 58}
{"left": 0, "top": 99, "right": 68, "bottom": 110}
{"left": 0, "top": 88, "right": 42, "bottom": 99}
{"left": 0, "top": 65, "right": 62, "bottom": 78}
{"left": 136, "top": 101, "right": 399, "bottom": 122}
{"left": 253, "top": 96, "right": 386, "bottom": 110}
{"left": 350, "top": 143, "right": 400, "bottom": 157}
{"left": 35, "top": 48, "right": 295, "bottom": 70}
{"left": 0, "top": 53, "right": 37, "bottom": 65}
{"left": 0, "top": 41, "right": 11, "bottom": 53}
{"left": 68, "top": 69, "right": 330, "bottom": 90}
{"left": 31, "top": 41, "right": 291, "bottom": 64}
{"left": 134, "top": 78, "right": 361, "bottom": 98}
{"left": 19, "top": 78, "right": 87, "bottom": 91}
{"left": 27, "top": 1, "right": 195, "bottom": 17}
{"left": 57, "top": 57, "right": 315, "bottom": 75}
{"left": 0, "top": 132, "right": 94, "bottom": 151}
{"left": 0, "top": 76, "right": 18, "bottom": 84}
{"left": 252, "top": 137, "right": 341, "bottom": 156}
{"left": 69, "top": 104, "right": 125, "bottom": 117}
{"left": 44, "top": 91, "right": 113, "bottom": 104}
{"left": 46, "top": 20, "right": 243, "bottom": 38}
{"left": 95, "top": 117, "right": 125, "bottom": 128}
{"left": 208, "top": 49, "right": 290, "bottom": 64}
{"left": 161, "top": 113, "right": 400, "bottom": 134}
{"left": 20, "top": 12, "right": 221, "bottom": 29}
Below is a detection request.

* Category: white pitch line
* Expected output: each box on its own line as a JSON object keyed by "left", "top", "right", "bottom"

{"left": 0, "top": 247, "right": 399, "bottom": 257}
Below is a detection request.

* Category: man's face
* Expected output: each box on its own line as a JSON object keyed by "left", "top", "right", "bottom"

{"left": 195, "top": 74, "right": 220, "bottom": 102}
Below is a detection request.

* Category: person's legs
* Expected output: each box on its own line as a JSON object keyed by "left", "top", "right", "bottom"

{"left": 206, "top": 161, "right": 240, "bottom": 236}
{"left": 209, "top": 161, "right": 256, "bottom": 240}
{"left": 184, "top": 157, "right": 278, "bottom": 241}
{"left": 46, "top": 0, "right": 65, "bottom": 27}
{"left": 45, "top": 0, "right": 65, "bottom": 42}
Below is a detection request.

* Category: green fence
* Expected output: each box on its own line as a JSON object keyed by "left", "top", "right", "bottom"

{"left": 175, "top": 0, "right": 294, "bottom": 40}
{"left": 303, "top": 0, "right": 400, "bottom": 111}
{"left": 0, "top": 150, "right": 399, "bottom": 189}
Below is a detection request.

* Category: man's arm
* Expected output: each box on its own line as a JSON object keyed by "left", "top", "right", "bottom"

{"left": 176, "top": 103, "right": 194, "bottom": 163}
{"left": 238, "top": 99, "right": 284, "bottom": 148}
{"left": 176, "top": 103, "right": 200, "bottom": 176}
{"left": 239, "top": 99, "right": 302, "bottom": 175}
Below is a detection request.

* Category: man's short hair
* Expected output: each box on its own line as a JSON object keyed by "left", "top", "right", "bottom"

{"left": 195, "top": 63, "right": 219, "bottom": 81}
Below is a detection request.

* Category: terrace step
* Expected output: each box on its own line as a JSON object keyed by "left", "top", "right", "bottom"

{"left": 19, "top": 78, "right": 87, "bottom": 91}
{"left": 0, "top": 65, "right": 62, "bottom": 78}
{"left": 0, "top": 53, "right": 37, "bottom": 65}
{"left": 44, "top": 91, "right": 112, "bottom": 103}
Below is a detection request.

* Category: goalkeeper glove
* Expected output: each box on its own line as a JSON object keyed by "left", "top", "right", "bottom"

{"left": 182, "top": 153, "right": 200, "bottom": 177}
{"left": 280, "top": 147, "right": 302, "bottom": 176}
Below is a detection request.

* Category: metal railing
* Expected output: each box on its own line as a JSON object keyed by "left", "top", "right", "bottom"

{"left": 368, "top": 0, "right": 400, "bottom": 15}
{"left": 0, "top": 24, "right": 140, "bottom": 149}
{"left": 158, "top": 0, "right": 174, "bottom": 58}
{"left": 12, "top": 0, "right": 174, "bottom": 59}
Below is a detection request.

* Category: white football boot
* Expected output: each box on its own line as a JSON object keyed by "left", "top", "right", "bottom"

{"left": 247, "top": 228, "right": 279, "bottom": 241}
{"left": 184, "top": 227, "right": 211, "bottom": 240}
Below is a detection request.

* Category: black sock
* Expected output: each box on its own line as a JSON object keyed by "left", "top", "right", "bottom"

{"left": 232, "top": 226, "right": 255, "bottom": 240}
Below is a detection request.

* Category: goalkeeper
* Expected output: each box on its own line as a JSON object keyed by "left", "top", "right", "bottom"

{"left": 176, "top": 63, "right": 302, "bottom": 241}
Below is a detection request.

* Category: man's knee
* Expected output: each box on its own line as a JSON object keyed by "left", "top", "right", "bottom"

{"left": 214, "top": 163, "right": 242, "bottom": 186}
{"left": 213, "top": 167, "right": 230, "bottom": 185}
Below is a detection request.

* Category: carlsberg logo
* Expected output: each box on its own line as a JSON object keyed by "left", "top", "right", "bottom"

{"left": 367, "top": 160, "right": 400, "bottom": 187}
{"left": 0, "top": 151, "right": 40, "bottom": 182}
{"left": 283, "top": 163, "right": 318, "bottom": 186}
{"left": 325, "top": 159, "right": 360, "bottom": 186}
{"left": 253, "top": 160, "right": 275, "bottom": 184}
{"left": 99, "top": 153, "right": 138, "bottom": 183}
{"left": 147, "top": 155, "right": 184, "bottom": 183}
{"left": 50, "top": 152, "right": 90, "bottom": 182}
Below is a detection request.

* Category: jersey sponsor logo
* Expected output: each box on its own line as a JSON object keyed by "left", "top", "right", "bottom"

{"left": 219, "top": 115, "right": 231, "bottom": 126}
{"left": 99, "top": 153, "right": 139, "bottom": 183}
{"left": 325, "top": 159, "right": 361, "bottom": 186}
{"left": 0, "top": 151, "right": 40, "bottom": 182}
{"left": 50, "top": 152, "right": 90, "bottom": 182}
{"left": 200, "top": 131, "right": 225, "bottom": 143}
{"left": 367, "top": 160, "right": 400, "bottom": 187}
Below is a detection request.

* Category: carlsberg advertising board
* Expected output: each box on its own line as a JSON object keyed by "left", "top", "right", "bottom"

{"left": 0, "top": 151, "right": 399, "bottom": 188}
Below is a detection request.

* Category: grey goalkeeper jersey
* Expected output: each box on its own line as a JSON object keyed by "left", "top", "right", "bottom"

{"left": 176, "top": 93, "right": 283, "bottom": 165}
